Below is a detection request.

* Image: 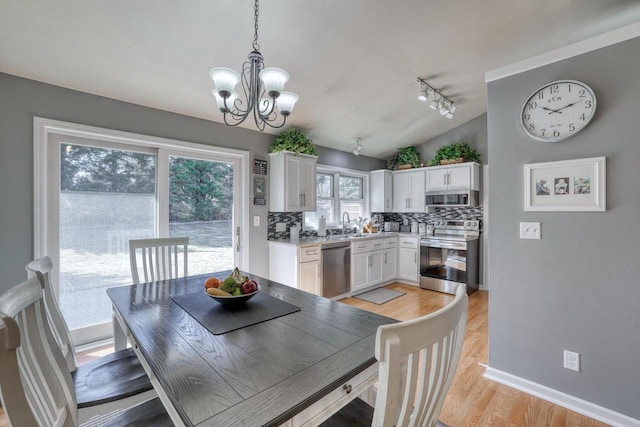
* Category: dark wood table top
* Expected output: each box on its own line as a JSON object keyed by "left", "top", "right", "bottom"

{"left": 107, "top": 271, "right": 395, "bottom": 427}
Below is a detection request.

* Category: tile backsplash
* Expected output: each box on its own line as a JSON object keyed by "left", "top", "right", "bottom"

{"left": 267, "top": 206, "right": 483, "bottom": 239}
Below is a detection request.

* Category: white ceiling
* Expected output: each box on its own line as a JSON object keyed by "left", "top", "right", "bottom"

{"left": 3, "top": 1, "right": 640, "bottom": 159}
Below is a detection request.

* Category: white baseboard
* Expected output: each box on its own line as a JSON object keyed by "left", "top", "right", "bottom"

{"left": 484, "top": 367, "right": 639, "bottom": 427}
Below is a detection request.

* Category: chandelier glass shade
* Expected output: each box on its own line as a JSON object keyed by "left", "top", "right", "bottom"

{"left": 209, "top": 0, "right": 298, "bottom": 131}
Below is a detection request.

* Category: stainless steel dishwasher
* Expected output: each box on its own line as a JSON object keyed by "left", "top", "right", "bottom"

{"left": 321, "top": 241, "right": 351, "bottom": 298}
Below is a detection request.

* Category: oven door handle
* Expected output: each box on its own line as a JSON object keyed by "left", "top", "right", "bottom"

{"left": 420, "top": 240, "right": 466, "bottom": 251}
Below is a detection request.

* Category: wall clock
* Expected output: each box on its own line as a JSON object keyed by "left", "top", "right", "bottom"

{"left": 521, "top": 80, "right": 596, "bottom": 142}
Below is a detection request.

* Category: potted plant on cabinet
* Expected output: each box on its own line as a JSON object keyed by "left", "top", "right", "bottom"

{"left": 269, "top": 128, "right": 317, "bottom": 156}
{"left": 432, "top": 141, "right": 480, "bottom": 165}
{"left": 395, "top": 146, "right": 421, "bottom": 169}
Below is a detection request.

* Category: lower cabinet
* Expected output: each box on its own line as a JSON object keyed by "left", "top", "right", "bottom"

{"left": 351, "top": 252, "right": 370, "bottom": 292}
{"left": 382, "top": 248, "right": 397, "bottom": 282}
{"left": 298, "top": 259, "right": 321, "bottom": 295}
{"left": 397, "top": 236, "right": 419, "bottom": 282}
{"left": 351, "top": 239, "right": 388, "bottom": 292}
{"left": 269, "top": 242, "right": 322, "bottom": 295}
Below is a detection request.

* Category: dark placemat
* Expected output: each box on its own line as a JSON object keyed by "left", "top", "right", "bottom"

{"left": 172, "top": 291, "right": 301, "bottom": 335}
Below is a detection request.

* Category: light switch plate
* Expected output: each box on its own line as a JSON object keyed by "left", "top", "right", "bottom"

{"left": 520, "top": 222, "right": 541, "bottom": 239}
{"left": 275, "top": 222, "right": 286, "bottom": 232}
{"left": 253, "top": 216, "right": 260, "bottom": 227}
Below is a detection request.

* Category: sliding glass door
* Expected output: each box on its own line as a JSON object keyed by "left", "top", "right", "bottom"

{"left": 45, "top": 129, "right": 244, "bottom": 345}
{"left": 167, "top": 154, "right": 235, "bottom": 276}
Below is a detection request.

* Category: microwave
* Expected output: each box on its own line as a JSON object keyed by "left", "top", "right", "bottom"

{"left": 425, "top": 190, "right": 478, "bottom": 207}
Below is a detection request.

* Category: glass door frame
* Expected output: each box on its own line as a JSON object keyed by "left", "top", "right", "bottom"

{"left": 34, "top": 117, "right": 250, "bottom": 345}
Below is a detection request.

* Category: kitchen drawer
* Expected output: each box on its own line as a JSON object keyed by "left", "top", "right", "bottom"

{"left": 398, "top": 236, "right": 418, "bottom": 249}
{"left": 384, "top": 237, "right": 397, "bottom": 249}
{"left": 289, "top": 363, "right": 378, "bottom": 427}
{"left": 351, "top": 238, "right": 383, "bottom": 254}
{"left": 299, "top": 245, "right": 321, "bottom": 262}
{"left": 351, "top": 240, "right": 372, "bottom": 254}
{"left": 369, "top": 239, "right": 384, "bottom": 252}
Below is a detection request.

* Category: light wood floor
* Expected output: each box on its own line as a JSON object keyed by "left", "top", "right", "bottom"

{"left": 0, "top": 285, "right": 608, "bottom": 427}
{"left": 341, "top": 284, "right": 608, "bottom": 427}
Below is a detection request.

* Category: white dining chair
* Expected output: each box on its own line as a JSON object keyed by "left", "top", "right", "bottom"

{"left": 129, "top": 237, "right": 189, "bottom": 284}
{"left": 25, "top": 256, "right": 154, "bottom": 412}
{"left": 0, "top": 275, "right": 172, "bottom": 427}
{"left": 321, "top": 283, "right": 468, "bottom": 427}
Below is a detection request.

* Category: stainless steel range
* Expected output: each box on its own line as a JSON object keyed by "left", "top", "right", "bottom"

{"left": 420, "top": 219, "right": 480, "bottom": 295}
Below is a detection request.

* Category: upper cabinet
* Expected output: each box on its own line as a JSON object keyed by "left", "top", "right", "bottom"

{"left": 269, "top": 152, "right": 317, "bottom": 212}
{"left": 369, "top": 169, "right": 393, "bottom": 212}
{"left": 393, "top": 169, "right": 425, "bottom": 212}
{"left": 425, "top": 162, "right": 480, "bottom": 192}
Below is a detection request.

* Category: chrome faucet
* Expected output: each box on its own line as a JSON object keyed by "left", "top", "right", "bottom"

{"left": 342, "top": 212, "right": 351, "bottom": 235}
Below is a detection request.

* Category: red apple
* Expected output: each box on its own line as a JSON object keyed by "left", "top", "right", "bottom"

{"left": 241, "top": 280, "right": 258, "bottom": 294}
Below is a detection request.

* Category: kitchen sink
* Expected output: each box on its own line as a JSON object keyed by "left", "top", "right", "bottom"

{"left": 347, "top": 234, "right": 366, "bottom": 239}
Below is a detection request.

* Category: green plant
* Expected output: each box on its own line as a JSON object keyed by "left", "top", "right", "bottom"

{"left": 387, "top": 153, "right": 399, "bottom": 170}
{"left": 396, "top": 146, "right": 421, "bottom": 168}
{"left": 270, "top": 128, "right": 317, "bottom": 156}
{"left": 433, "top": 142, "right": 480, "bottom": 163}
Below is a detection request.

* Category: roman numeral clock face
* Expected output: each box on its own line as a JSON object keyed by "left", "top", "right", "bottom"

{"left": 521, "top": 80, "right": 596, "bottom": 142}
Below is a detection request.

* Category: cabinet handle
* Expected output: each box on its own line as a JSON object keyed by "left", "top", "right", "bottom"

{"left": 343, "top": 384, "right": 352, "bottom": 394}
{"left": 369, "top": 256, "right": 373, "bottom": 266}
{"left": 414, "top": 252, "right": 417, "bottom": 263}
{"left": 303, "top": 193, "right": 306, "bottom": 206}
{"left": 384, "top": 253, "right": 387, "bottom": 263}
{"left": 386, "top": 198, "right": 389, "bottom": 209}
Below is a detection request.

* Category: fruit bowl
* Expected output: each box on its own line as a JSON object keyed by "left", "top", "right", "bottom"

{"left": 206, "top": 284, "right": 261, "bottom": 306}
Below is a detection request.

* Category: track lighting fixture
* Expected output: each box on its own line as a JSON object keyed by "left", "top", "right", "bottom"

{"left": 352, "top": 138, "right": 363, "bottom": 156}
{"left": 417, "top": 77, "right": 457, "bottom": 120}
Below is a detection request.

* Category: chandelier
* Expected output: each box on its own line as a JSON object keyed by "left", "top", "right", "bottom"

{"left": 209, "top": 0, "right": 298, "bottom": 131}
{"left": 416, "top": 77, "right": 457, "bottom": 120}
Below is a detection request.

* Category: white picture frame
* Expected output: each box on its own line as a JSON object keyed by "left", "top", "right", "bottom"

{"left": 524, "top": 156, "right": 606, "bottom": 211}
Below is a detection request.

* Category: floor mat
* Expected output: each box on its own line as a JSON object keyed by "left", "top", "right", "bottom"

{"left": 354, "top": 288, "right": 405, "bottom": 305}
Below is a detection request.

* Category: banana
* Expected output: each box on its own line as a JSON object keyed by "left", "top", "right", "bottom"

{"left": 206, "top": 287, "right": 232, "bottom": 297}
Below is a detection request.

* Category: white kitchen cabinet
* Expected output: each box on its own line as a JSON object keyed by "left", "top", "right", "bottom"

{"left": 269, "top": 242, "right": 321, "bottom": 295}
{"left": 350, "top": 238, "right": 385, "bottom": 292}
{"left": 370, "top": 169, "right": 393, "bottom": 212}
{"left": 298, "top": 259, "right": 321, "bottom": 295}
{"left": 397, "top": 236, "right": 419, "bottom": 282}
{"left": 269, "top": 151, "right": 318, "bottom": 212}
{"left": 351, "top": 252, "right": 370, "bottom": 291}
{"left": 425, "top": 162, "right": 480, "bottom": 192}
{"left": 382, "top": 237, "right": 398, "bottom": 281}
{"left": 393, "top": 169, "right": 425, "bottom": 212}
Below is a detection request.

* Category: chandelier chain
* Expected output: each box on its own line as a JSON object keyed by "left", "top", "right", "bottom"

{"left": 252, "top": 0, "right": 260, "bottom": 51}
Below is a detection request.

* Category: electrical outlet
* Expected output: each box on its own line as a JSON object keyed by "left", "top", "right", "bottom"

{"left": 520, "top": 222, "right": 541, "bottom": 239}
{"left": 253, "top": 216, "right": 260, "bottom": 227}
{"left": 275, "top": 222, "right": 286, "bottom": 232}
{"left": 564, "top": 350, "right": 580, "bottom": 372}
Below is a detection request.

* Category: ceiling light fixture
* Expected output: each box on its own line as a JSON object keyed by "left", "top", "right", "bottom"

{"left": 417, "top": 77, "right": 456, "bottom": 120}
{"left": 352, "top": 138, "right": 363, "bottom": 156}
{"left": 209, "top": 0, "right": 298, "bottom": 131}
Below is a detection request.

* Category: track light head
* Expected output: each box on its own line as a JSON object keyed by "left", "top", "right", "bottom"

{"left": 417, "top": 91, "right": 428, "bottom": 102}
{"left": 352, "top": 138, "right": 362, "bottom": 156}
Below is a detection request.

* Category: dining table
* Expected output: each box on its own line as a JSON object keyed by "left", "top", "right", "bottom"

{"left": 107, "top": 270, "right": 396, "bottom": 427}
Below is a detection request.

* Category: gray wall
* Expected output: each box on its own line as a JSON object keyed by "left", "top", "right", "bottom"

{"left": 487, "top": 38, "right": 640, "bottom": 418}
{"left": 416, "top": 113, "right": 488, "bottom": 165}
{"left": 0, "top": 72, "right": 384, "bottom": 290}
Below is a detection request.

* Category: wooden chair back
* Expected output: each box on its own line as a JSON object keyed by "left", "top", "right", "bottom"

{"left": 372, "top": 284, "right": 468, "bottom": 427}
{"left": 26, "top": 256, "right": 78, "bottom": 372}
{"left": 129, "top": 237, "right": 189, "bottom": 284}
{"left": 0, "top": 275, "right": 78, "bottom": 427}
